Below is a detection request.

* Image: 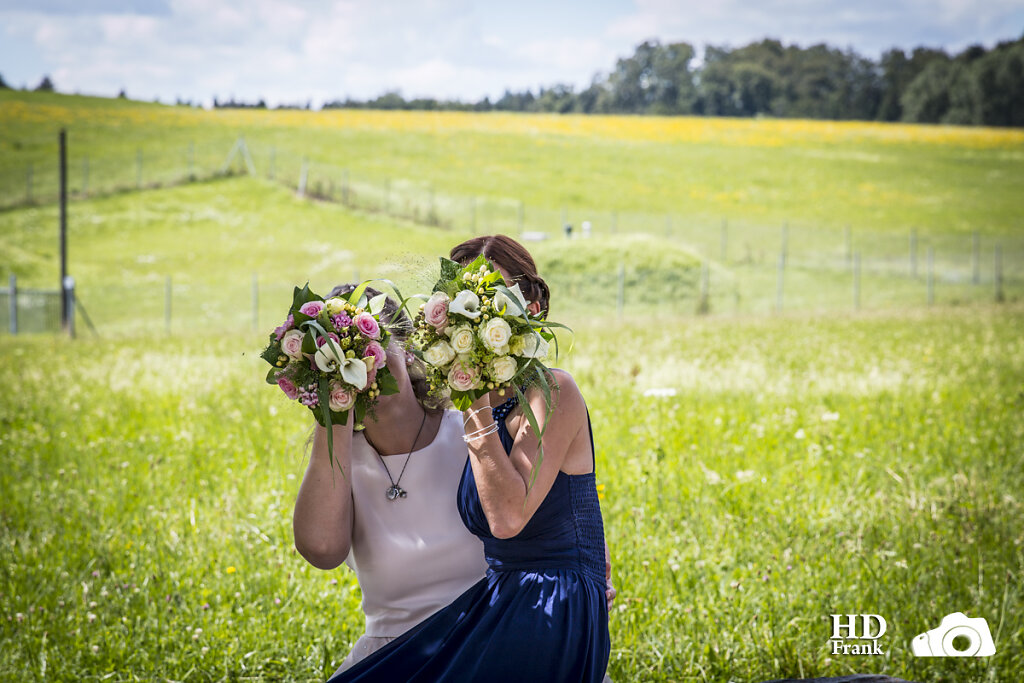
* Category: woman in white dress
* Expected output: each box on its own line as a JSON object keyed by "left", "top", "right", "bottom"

{"left": 292, "top": 284, "right": 488, "bottom": 673}
{"left": 291, "top": 284, "right": 616, "bottom": 677}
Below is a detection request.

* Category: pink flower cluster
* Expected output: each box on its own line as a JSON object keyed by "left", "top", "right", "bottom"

{"left": 274, "top": 314, "right": 295, "bottom": 341}
{"left": 295, "top": 384, "right": 319, "bottom": 408}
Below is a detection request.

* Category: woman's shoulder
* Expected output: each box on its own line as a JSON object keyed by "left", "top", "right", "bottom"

{"left": 526, "top": 368, "right": 585, "bottom": 419}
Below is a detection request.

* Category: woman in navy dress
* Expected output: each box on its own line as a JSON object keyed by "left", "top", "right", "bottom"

{"left": 329, "top": 235, "right": 610, "bottom": 682}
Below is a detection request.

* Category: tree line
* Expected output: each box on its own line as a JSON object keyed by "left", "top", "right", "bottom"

{"left": 4, "top": 34, "right": 1021, "bottom": 126}
{"left": 325, "top": 35, "right": 1024, "bottom": 127}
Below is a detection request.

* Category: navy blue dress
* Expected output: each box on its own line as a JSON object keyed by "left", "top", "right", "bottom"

{"left": 329, "top": 395, "right": 610, "bottom": 682}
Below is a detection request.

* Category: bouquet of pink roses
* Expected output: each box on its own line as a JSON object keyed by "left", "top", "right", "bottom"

{"left": 413, "top": 255, "right": 565, "bottom": 411}
{"left": 261, "top": 284, "right": 399, "bottom": 464}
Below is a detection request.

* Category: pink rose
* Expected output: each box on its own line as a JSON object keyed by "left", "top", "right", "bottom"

{"left": 362, "top": 340, "right": 387, "bottom": 370}
{"left": 354, "top": 312, "right": 380, "bottom": 340}
{"left": 280, "top": 329, "right": 305, "bottom": 361}
{"left": 423, "top": 292, "right": 450, "bottom": 330}
{"left": 447, "top": 361, "right": 480, "bottom": 392}
{"left": 328, "top": 381, "right": 356, "bottom": 412}
{"left": 299, "top": 301, "right": 324, "bottom": 318}
{"left": 316, "top": 332, "right": 341, "bottom": 349}
{"left": 276, "top": 375, "right": 299, "bottom": 400}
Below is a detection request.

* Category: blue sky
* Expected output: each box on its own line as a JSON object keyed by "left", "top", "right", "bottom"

{"left": 1, "top": 0, "right": 1022, "bottom": 107}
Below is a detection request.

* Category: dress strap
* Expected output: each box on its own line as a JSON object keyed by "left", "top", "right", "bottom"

{"left": 494, "top": 394, "right": 596, "bottom": 472}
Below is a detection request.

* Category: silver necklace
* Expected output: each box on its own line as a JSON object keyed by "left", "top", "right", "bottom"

{"left": 376, "top": 410, "right": 427, "bottom": 501}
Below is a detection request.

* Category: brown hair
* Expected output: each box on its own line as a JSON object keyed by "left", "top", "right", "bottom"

{"left": 449, "top": 234, "right": 551, "bottom": 315}
{"left": 327, "top": 283, "right": 444, "bottom": 413}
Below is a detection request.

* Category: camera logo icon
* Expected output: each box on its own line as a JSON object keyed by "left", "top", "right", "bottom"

{"left": 911, "top": 612, "right": 996, "bottom": 657}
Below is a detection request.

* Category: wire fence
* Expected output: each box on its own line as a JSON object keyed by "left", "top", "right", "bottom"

{"left": 1, "top": 138, "right": 1020, "bottom": 336}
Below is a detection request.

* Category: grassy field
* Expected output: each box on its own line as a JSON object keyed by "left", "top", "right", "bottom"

{"left": 2, "top": 91, "right": 1023, "bottom": 681}
{"left": 1, "top": 306, "right": 1022, "bottom": 681}
{"left": 3, "top": 90, "right": 1024, "bottom": 237}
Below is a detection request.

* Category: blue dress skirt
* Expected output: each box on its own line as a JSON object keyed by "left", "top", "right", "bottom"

{"left": 329, "top": 395, "right": 610, "bottom": 682}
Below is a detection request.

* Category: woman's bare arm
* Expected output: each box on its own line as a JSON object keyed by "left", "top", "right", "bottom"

{"left": 465, "top": 369, "right": 588, "bottom": 539}
{"left": 292, "top": 421, "right": 355, "bottom": 569}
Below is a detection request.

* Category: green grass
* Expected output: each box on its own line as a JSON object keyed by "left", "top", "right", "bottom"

{"left": 1, "top": 306, "right": 1022, "bottom": 681}
{"left": 3, "top": 90, "right": 1024, "bottom": 238}
{"left": 1, "top": 177, "right": 1019, "bottom": 334}
{"left": 2, "top": 89, "right": 1023, "bottom": 682}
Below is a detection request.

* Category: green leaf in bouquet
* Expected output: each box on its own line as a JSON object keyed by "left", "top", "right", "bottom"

{"left": 317, "top": 375, "right": 344, "bottom": 481}
{"left": 450, "top": 390, "right": 473, "bottom": 411}
{"left": 301, "top": 329, "right": 317, "bottom": 355}
{"left": 434, "top": 257, "right": 462, "bottom": 292}
{"left": 377, "top": 372, "right": 400, "bottom": 396}
{"left": 291, "top": 283, "right": 320, "bottom": 312}
{"left": 260, "top": 341, "right": 283, "bottom": 366}
{"left": 265, "top": 366, "right": 282, "bottom": 385}
{"left": 331, "top": 408, "right": 350, "bottom": 426}
{"left": 354, "top": 399, "right": 367, "bottom": 426}
{"left": 368, "top": 293, "right": 388, "bottom": 315}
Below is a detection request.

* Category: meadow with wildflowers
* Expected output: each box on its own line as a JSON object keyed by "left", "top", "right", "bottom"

{"left": 1, "top": 306, "right": 1022, "bottom": 681}
{"left": 1, "top": 90, "right": 1023, "bottom": 681}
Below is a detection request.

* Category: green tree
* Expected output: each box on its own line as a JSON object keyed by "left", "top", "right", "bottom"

{"left": 901, "top": 59, "right": 953, "bottom": 122}
{"left": 35, "top": 75, "right": 55, "bottom": 92}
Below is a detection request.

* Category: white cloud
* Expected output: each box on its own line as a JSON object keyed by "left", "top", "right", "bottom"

{"left": 1, "top": 0, "right": 1022, "bottom": 105}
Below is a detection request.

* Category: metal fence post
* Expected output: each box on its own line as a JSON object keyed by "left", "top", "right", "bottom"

{"left": 8, "top": 274, "right": 17, "bottom": 334}
{"left": 698, "top": 261, "right": 710, "bottom": 315}
{"left": 995, "top": 245, "right": 1004, "bottom": 303}
{"left": 63, "top": 276, "right": 76, "bottom": 339}
{"left": 972, "top": 231, "right": 980, "bottom": 285}
{"left": 910, "top": 228, "right": 918, "bottom": 278}
{"left": 927, "top": 246, "right": 935, "bottom": 305}
{"left": 720, "top": 219, "right": 727, "bottom": 262}
{"left": 775, "top": 252, "right": 785, "bottom": 312}
{"left": 298, "top": 158, "right": 308, "bottom": 197}
{"left": 616, "top": 262, "right": 625, "bottom": 319}
{"left": 853, "top": 251, "right": 861, "bottom": 310}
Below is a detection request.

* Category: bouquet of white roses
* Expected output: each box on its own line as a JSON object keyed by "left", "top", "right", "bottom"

{"left": 413, "top": 255, "right": 563, "bottom": 411}
{"left": 261, "top": 284, "right": 400, "bottom": 467}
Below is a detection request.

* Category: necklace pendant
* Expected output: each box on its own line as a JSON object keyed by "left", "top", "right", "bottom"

{"left": 386, "top": 485, "right": 406, "bottom": 501}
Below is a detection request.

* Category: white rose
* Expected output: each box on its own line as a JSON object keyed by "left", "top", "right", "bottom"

{"left": 494, "top": 283, "right": 530, "bottom": 319}
{"left": 448, "top": 290, "right": 481, "bottom": 320}
{"left": 489, "top": 355, "right": 518, "bottom": 383}
{"left": 281, "top": 329, "right": 306, "bottom": 361}
{"left": 423, "top": 340, "right": 456, "bottom": 367}
{"left": 479, "top": 317, "right": 512, "bottom": 354}
{"left": 324, "top": 297, "right": 346, "bottom": 315}
{"left": 514, "top": 333, "right": 548, "bottom": 359}
{"left": 449, "top": 325, "right": 475, "bottom": 354}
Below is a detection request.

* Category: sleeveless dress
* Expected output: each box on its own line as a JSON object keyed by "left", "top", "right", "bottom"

{"left": 328, "top": 395, "right": 610, "bottom": 683}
